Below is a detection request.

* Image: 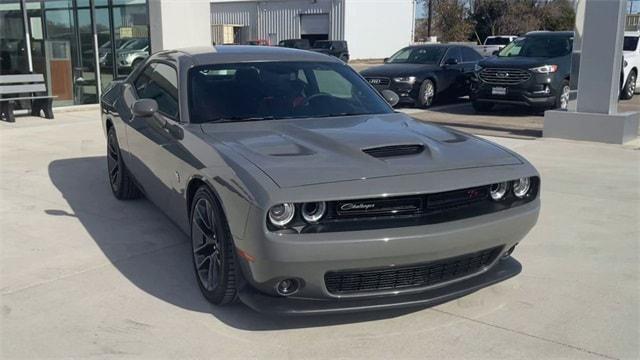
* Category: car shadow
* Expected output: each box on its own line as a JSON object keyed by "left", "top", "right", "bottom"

{"left": 47, "top": 156, "right": 436, "bottom": 330}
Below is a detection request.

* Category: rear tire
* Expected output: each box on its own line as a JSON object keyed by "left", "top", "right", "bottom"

{"left": 416, "top": 79, "right": 436, "bottom": 108}
{"left": 190, "top": 186, "right": 238, "bottom": 305}
{"left": 107, "top": 127, "right": 141, "bottom": 200}
{"left": 621, "top": 71, "right": 636, "bottom": 100}
{"left": 472, "top": 101, "right": 494, "bottom": 113}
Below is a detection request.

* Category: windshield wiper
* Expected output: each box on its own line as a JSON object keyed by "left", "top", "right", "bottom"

{"left": 206, "top": 116, "right": 277, "bottom": 123}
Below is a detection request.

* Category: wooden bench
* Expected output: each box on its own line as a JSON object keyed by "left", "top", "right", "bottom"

{"left": 0, "top": 74, "right": 56, "bottom": 123}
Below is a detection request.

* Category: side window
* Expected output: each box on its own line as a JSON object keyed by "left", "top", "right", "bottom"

{"left": 137, "top": 63, "right": 179, "bottom": 120}
{"left": 312, "top": 69, "right": 353, "bottom": 98}
{"left": 134, "top": 64, "right": 154, "bottom": 95}
{"left": 445, "top": 47, "right": 462, "bottom": 63}
{"left": 462, "top": 47, "right": 482, "bottom": 62}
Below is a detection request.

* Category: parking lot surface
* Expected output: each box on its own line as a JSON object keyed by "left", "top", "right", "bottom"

{"left": 1, "top": 110, "right": 638, "bottom": 359}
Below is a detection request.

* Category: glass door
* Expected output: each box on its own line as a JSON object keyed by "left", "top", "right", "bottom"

{"left": 0, "top": 0, "right": 28, "bottom": 75}
{"left": 43, "top": 0, "right": 77, "bottom": 105}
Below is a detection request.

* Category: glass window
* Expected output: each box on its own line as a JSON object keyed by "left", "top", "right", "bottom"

{"left": 112, "top": 0, "right": 149, "bottom": 77}
{"left": 136, "top": 63, "right": 179, "bottom": 119}
{"left": 624, "top": 36, "right": 639, "bottom": 52}
{"left": 461, "top": 47, "right": 482, "bottom": 62}
{"left": 484, "top": 37, "right": 512, "bottom": 46}
{"left": 498, "top": 36, "right": 573, "bottom": 58}
{"left": 444, "top": 47, "right": 461, "bottom": 63}
{"left": 188, "top": 61, "right": 392, "bottom": 124}
{"left": 0, "top": 0, "right": 28, "bottom": 74}
{"left": 387, "top": 46, "right": 447, "bottom": 65}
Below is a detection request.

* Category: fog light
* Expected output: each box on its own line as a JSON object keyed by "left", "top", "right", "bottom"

{"left": 502, "top": 244, "right": 517, "bottom": 259}
{"left": 275, "top": 278, "right": 299, "bottom": 296}
{"left": 490, "top": 182, "right": 508, "bottom": 201}
{"left": 301, "top": 201, "right": 326, "bottom": 223}
{"left": 268, "top": 203, "right": 295, "bottom": 227}
{"left": 512, "top": 177, "right": 531, "bottom": 198}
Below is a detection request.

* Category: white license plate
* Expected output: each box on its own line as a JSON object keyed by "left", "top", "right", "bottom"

{"left": 492, "top": 87, "right": 507, "bottom": 95}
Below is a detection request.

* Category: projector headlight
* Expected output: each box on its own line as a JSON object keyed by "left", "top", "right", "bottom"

{"left": 512, "top": 177, "right": 532, "bottom": 198}
{"left": 529, "top": 65, "right": 558, "bottom": 74}
{"left": 301, "top": 202, "right": 326, "bottom": 223}
{"left": 268, "top": 203, "right": 295, "bottom": 227}
{"left": 393, "top": 76, "right": 416, "bottom": 84}
{"left": 490, "top": 182, "right": 509, "bottom": 201}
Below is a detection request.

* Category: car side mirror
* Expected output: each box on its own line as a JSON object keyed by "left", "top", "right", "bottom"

{"left": 381, "top": 89, "right": 400, "bottom": 107}
{"left": 383, "top": 57, "right": 390, "bottom": 63}
{"left": 132, "top": 98, "right": 158, "bottom": 118}
{"left": 492, "top": 50, "right": 500, "bottom": 56}
{"left": 443, "top": 58, "right": 459, "bottom": 66}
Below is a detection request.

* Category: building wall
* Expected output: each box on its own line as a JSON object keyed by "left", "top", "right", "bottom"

{"left": 150, "top": 0, "right": 212, "bottom": 52}
{"left": 344, "top": 0, "right": 414, "bottom": 59}
{"left": 211, "top": 0, "right": 344, "bottom": 44}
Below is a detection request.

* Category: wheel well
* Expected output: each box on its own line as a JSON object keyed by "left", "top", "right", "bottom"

{"left": 105, "top": 118, "right": 114, "bottom": 131}
{"left": 186, "top": 178, "right": 206, "bottom": 216}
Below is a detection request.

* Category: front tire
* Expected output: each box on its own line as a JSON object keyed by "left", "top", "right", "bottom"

{"left": 621, "top": 71, "right": 636, "bottom": 100}
{"left": 106, "top": 127, "right": 141, "bottom": 200}
{"left": 190, "top": 186, "right": 237, "bottom": 305}
{"left": 416, "top": 79, "right": 436, "bottom": 108}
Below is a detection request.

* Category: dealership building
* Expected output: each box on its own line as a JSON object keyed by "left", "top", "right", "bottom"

{"left": 210, "top": 0, "right": 416, "bottom": 59}
{"left": 0, "top": 0, "right": 414, "bottom": 107}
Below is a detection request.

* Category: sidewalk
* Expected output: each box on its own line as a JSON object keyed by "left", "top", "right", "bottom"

{"left": 1, "top": 110, "right": 638, "bottom": 359}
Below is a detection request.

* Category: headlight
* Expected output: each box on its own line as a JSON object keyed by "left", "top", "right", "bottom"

{"left": 268, "top": 203, "right": 295, "bottom": 227}
{"left": 489, "top": 182, "right": 508, "bottom": 201}
{"left": 301, "top": 202, "right": 326, "bottom": 223}
{"left": 393, "top": 76, "right": 416, "bottom": 84}
{"left": 474, "top": 64, "right": 483, "bottom": 72}
{"left": 529, "top": 65, "right": 558, "bottom": 74}
{"left": 512, "top": 177, "right": 531, "bottom": 198}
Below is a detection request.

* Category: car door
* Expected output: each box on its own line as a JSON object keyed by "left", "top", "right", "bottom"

{"left": 123, "top": 61, "right": 183, "bottom": 212}
{"left": 440, "top": 46, "right": 465, "bottom": 96}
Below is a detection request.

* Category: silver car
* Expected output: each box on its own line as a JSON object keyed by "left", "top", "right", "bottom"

{"left": 101, "top": 46, "right": 540, "bottom": 315}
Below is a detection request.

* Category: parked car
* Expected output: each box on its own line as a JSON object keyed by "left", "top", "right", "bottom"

{"left": 360, "top": 44, "right": 483, "bottom": 108}
{"left": 278, "top": 38, "right": 310, "bottom": 50}
{"left": 101, "top": 46, "right": 539, "bottom": 314}
{"left": 244, "top": 39, "right": 270, "bottom": 46}
{"left": 621, "top": 31, "right": 640, "bottom": 100}
{"left": 310, "top": 40, "right": 350, "bottom": 62}
{"left": 116, "top": 38, "right": 150, "bottom": 70}
{"left": 471, "top": 31, "right": 573, "bottom": 112}
{"left": 474, "top": 35, "right": 518, "bottom": 57}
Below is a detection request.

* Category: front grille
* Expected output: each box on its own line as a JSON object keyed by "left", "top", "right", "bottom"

{"left": 479, "top": 68, "right": 532, "bottom": 85}
{"left": 363, "top": 144, "right": 424, "bottom": 158}
{"left": 365, "top": 77, "right": 390, "bottom": 87}
{"left": 325, "top": 247, "right": 502, "bottom": 295}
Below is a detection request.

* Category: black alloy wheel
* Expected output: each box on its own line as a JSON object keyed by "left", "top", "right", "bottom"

{"left": 190, "top": 186, "right": 237, "bottom": 305}
{"left": 107, "top": 127, "right": 141, "bottom": 200}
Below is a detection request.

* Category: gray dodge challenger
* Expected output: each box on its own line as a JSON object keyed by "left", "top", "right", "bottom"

{"left": 101, "top": 46, "right": 540, "bottom": 315}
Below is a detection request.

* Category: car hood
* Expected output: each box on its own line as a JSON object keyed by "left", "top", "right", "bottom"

{"left": 479, "top": 56, "right": 561, "bottom": 69}
{"left": 200, "top": 113, "right": 521, "bottom": 188}
{"left": 360, "top": 63, "right": 440, "bottom": 78}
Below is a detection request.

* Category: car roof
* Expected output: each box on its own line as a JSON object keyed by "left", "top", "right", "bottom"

{"left": 524, "top": 31, "right": 574, "bottom": 37}
{"left": 149, "top": 45, "right": 342, "bottom": 65}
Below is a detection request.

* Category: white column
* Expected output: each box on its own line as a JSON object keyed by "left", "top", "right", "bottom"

{"left": 544, "top": 0, "right": 639, "bottom": 144}
{"left": 148, "top": 0, "right": 212, "bottom": 53}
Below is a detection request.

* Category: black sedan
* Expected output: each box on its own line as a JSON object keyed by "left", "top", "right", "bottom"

{"left": 360, "top": 44, "right": 483, "bottom": 108}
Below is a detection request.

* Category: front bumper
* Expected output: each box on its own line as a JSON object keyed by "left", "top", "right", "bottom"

{"left": 470, "top": 72, "right": 561, "bottom": 108}
{"left": 239, "top": 256, "right": 521, "bottom": 315}
{"left": 368, "top": 79, "right": 419, "bottom": 104}
{"left": 234, "top": 198, "right": 539, "bottom": 312}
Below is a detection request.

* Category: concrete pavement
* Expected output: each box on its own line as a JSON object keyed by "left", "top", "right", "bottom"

{"left": 1, "top": 110, "right": 638, "bottom": 359}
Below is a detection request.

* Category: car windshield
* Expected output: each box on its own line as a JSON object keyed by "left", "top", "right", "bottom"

{"left": 189, "top": 61, "right": 393, "bottom": 123}
{"left": 387, "top": 46, "right": 446, "bottom": 64}
{"left": 313, "top": 41, "right": 332, "bottom": 49}
{"left": 485, "top": 37, "right": 512, "bottom": 46}
{"left": 624, "top": 36, "right": 639, "bottom": 51}
{"left": 498, "top": 36, "right": 572, "bottom": 58}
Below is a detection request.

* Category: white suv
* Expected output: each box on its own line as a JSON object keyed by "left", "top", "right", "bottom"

{"left": 622, "top": 31, "right": 640, "bottom": 100}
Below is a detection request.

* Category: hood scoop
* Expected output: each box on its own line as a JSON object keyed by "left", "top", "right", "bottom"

{"left": 363, "top": 144, "right": 425, "bottom": 158}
